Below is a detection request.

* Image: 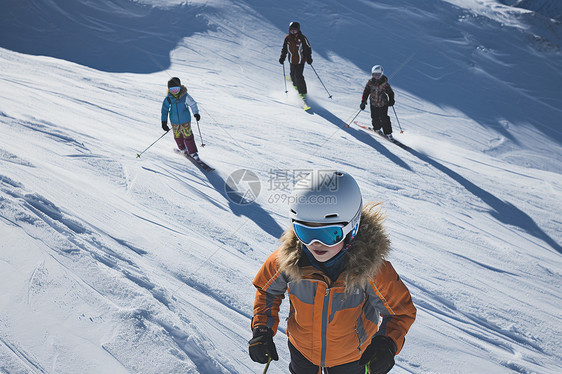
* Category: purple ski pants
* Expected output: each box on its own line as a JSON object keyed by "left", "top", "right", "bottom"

{"left": 172, "top": 122, "right": 198, "bottom": 155}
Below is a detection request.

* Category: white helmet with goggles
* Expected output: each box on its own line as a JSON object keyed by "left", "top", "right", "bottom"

{"left": 289, "top": 171, "right": 362, "bottom": 247}
{"left": 371, "top": 65, "right": 384, "bottom": 77}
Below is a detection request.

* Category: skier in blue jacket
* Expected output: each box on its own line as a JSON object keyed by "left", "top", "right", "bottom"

{"left": 161, "top": 77, "right": 201, "bottom": 160}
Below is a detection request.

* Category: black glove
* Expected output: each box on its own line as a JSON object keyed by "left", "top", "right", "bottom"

{"left": 194, "top": 113, "right": 201, "bottom": 122}
{"left": 360, "top": 102, "right": 366, "bottom": 111}
{"left": 388, "top": 98, "right": 395, "bottom": 107}
{"left": 248, "top": 326, "right": 278, "bottom": 364}
{"left": 359, "top": 336, "right": 397, "bottom": 374}
{"left": 162, "top": 121, "right": 170, "bottom": 132}
{"left": 279, "top": 57, "right": 284, "bottom": 64}
{"left": 307, "top": 57, "right": 313, "bottom": 65}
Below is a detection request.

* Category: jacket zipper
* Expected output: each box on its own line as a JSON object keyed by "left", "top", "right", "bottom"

{"left": 354, "top": 323, "right": 363, "bottom": 352}
{"left": 320, "top": 287, "right": 330, "bottom": 368}
{"left": 175, "top": 99, "right": 181, "bottom": 125}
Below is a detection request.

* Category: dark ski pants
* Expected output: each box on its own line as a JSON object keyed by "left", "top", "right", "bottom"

{"left": 370, "top": 106, "right": 392, "bottom": 135}
{"left": 288, "top": 341, "right": 364, "bottom": 374}
{"left": 290, "top": 63, "right": 307, "bottom": 95}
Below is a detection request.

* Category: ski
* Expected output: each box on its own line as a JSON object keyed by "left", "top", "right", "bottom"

{"left": 353, "top": 121, "right": 410, "bottom": 150}
{"left": 174, "top": 149, "right": 214, "bottom": 172}
{"left": 288, "top": 79, "right": 311, "bottom": 111}
{"left": 299, "top": 94, "right": 311, "bottom": 111}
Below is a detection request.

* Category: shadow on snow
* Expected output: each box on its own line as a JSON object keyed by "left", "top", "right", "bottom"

{"left": 403, "top": 146, "right": 562, "bottom": 255}
{"left": 0, "top": 0, "right": 211, "bottom": 73}
{"left": 245, "top": 0, "right": 562, "bottom": 146}
{"left": 203, "top": 172, "right": 285, "bottom": 239}
{"left": 310, "top": 99, "right": 413, "bottom": 171}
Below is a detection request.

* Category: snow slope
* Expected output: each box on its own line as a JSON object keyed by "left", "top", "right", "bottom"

{"left": 498, "top": 0, "right": 562, "bottom": 20}
{"left": 0, "top": 0, "right": 561, "bottom": 373}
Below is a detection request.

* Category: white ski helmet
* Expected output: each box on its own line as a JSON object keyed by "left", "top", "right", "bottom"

{"left": 289, "top": 171, "right": 362, "bottom": 242}
{"left": 371, "top": 65, "right": 384, "bottom": 76}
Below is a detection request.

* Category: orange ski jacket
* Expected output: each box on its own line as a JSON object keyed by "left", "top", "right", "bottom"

{"left": 252, "top": 203, "right": 416, "bottom": 367}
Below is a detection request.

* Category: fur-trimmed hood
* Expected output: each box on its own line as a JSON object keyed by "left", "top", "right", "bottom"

{"left": 168, "top": 85, "right": 188, "bottom": 100}
{"left": 277, "top": 202, "right": 390, "bottom": 290}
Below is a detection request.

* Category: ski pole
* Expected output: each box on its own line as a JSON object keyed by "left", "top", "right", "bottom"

{"left": 195, "top": 120, "right": 205, "bottom": 147}
{"left": 282, "top": 63, "right": 288, "bottom": 94}
{"left": 310, "top": 65, "right": 333, "bottom": 99}
{"left": 263, "top": 357, "right": 272, "bottom": 374}
{"left": 391, "top": 106, "right": 404, "bottom": 133}
{"left": 136, "top": 131, "right": 169, "bottom": 158}
{"left": 345, "top": 109, "right": 362, "bottom": 128}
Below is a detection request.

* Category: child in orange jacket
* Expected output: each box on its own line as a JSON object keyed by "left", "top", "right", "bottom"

{"left": 249, "top": 171, "right": 416, "bottom": 373}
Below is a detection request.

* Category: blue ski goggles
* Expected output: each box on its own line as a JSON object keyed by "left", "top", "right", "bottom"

{"left": 293, "top": 222, "right": 353, "bottom": 247}
{"left": 169, "top": 86, "right": 181, "bottom": 95}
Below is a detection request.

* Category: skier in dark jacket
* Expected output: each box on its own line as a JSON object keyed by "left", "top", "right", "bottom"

{"left": 279, "top": 22, "right": 312, "bottom": 100}
{"left": 360, "top": 65, "right": 395, "bottom": 140}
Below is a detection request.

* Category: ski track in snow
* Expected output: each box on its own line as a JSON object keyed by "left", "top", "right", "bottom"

{"left": 0, "top": 335, "right": 47, "bottom": 374}
{"left": 0, "top": 167, "right": 253, "bottom": 372}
